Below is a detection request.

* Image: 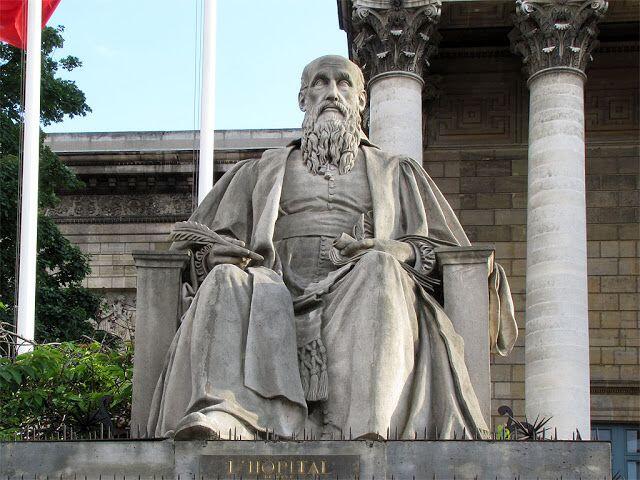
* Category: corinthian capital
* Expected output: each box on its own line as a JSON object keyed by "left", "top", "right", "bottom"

{"left": 350, "top": 0, "right": 442, "bottom": 82}
{"left": 509, "top": 0, "right": 608, "bottom": 79}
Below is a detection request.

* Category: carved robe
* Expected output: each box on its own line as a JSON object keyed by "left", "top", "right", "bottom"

{"left": 147, "top": 141, "right": 517, "bottom": 439}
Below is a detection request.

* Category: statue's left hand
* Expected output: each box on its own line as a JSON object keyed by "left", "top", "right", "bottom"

{"left": 337, "top": 237, "right": 415, "bottom": 264}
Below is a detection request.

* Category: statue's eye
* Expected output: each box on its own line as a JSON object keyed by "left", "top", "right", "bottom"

{"left": 338, "top": 79, "right": 351, "bottom": 88}
{"left": 313, "top": 78, "right": 326, "bottom": 87}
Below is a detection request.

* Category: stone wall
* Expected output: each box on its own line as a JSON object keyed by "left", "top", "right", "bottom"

{"left": 425, "top": 44, "right": 639, "bottom": 427}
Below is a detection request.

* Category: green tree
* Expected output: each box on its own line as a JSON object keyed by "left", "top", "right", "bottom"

{"left": 0, "top": 26, "right": 101, "bottom": 342}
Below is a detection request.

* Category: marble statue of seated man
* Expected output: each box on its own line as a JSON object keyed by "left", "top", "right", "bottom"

{"left": 146, "top": 55, "right": 517, "bottom": 440}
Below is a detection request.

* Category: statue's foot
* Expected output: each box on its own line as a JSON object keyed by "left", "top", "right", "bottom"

{"left": 354, "top": 432, "right": 385, "bottom": 441}
{"left": 173, "top": 411, "right": 252, "bottom": 440}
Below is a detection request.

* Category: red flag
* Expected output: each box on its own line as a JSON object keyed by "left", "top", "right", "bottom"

{"left": 0, "top": 0, "right": 61, "bottom": 49}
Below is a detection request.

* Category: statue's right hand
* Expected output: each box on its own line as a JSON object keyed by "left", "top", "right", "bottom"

{"left": 205, "top": 241, "right": 254, "bottom": 270}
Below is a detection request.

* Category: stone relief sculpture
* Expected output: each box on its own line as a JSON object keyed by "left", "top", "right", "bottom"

{"left": 147, "top": 55, "right": 517, "bottom": 440}
{"left": 95, "top": 292, "right": 136, "bottom": 341}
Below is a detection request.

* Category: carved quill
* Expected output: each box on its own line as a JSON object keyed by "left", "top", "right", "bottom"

{"left": 170, "top": 221, "right": 264, "bottom": 262}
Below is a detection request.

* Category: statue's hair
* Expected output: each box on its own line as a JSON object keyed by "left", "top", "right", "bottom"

{"left": 299, "top": 55, "right": 365, "bottom": 99}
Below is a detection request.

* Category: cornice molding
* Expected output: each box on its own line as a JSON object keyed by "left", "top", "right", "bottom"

{"left": 591, "top": 380, "right": 640, "bottom": 396}
{"left": 52, "top": 215, "right": 190, "bottom": 225}
{"left": 509, "top": 0, "right": 609, "bottom": 78}
{"left": 351, "top": 0, "right": 442, "bottom": 81}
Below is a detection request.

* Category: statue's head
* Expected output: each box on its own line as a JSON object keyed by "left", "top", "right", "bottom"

{"left": 298, "top": 55, "right": 367, "bottom": 175}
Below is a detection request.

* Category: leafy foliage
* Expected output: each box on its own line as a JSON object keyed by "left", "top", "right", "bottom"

{"left": 498, "top": 405, "right": 553, "bottom": 440}
{"left": 0, "top": 26, "right": 101, "bottom": 342}
{"left": 0, "top": 341, "right": 132, "bottom": 439}
{"left": 0, "top": 26, "right": 90, "bottom": 150}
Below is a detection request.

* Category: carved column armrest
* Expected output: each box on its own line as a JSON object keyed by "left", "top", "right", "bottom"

{"left": 435, "top": 245, "right": 495, "bottom": 428}
{"left": 131, "top": 250, "right": 189, "bottom": 434}
{"left": 435, "top": 245, "right": 494, "bottom": 274}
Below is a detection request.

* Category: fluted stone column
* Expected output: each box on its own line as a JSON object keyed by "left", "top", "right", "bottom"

{"left": 510, "top": 0, "right": 608, "bottom": 439}
{"left": 349, "top": 0, "right": 441, "bottom": 162}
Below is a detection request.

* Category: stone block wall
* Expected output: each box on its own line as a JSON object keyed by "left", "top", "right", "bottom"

{"left": 426, "top": 45, "right": 639, "bottom": 428}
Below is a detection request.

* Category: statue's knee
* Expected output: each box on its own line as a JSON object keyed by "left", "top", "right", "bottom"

{"left": 208, "top": 263, "right": 248, "bottom": 284}
{"left": 357, "top": 250, "right": 399, "bottom": 273}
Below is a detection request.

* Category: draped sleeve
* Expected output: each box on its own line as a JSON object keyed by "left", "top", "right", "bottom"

{"left": 396, "top": 155, "right": 518, "bottom": 357}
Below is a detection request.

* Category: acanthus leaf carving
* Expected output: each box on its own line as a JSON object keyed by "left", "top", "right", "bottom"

{"left": 351, "top": 0, "right": 442, "bottom": 82}
{"left": 509, "top": 0, "right": 608, "bottom": 78}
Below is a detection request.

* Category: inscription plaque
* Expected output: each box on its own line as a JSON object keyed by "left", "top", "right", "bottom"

{"left": 199, "top": 455, "right": 360, "bottom": 479}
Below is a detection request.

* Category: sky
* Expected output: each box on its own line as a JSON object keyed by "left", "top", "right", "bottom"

{"left": 45, "top": 0, "right": 348, "bottom": 133}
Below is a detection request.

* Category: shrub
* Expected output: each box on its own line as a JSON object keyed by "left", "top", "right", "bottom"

{"left": 0, "top": 341, "right": 132, "bottom": 439}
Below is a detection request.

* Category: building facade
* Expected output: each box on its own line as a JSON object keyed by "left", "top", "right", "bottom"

{"left": 46, "top": 0, "right": 638, "bottom": 475}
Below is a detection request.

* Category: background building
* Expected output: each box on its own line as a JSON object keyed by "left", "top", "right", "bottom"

{"left": 45, "top": 0, "right": 638, "bottom": 475}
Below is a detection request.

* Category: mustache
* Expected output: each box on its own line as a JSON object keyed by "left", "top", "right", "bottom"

{"left": 313, "top": 99, "right": 348, "bottom": 117}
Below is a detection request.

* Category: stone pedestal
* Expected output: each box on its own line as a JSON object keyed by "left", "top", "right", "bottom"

{"left": 436, "top": 246, "right": 494, "bottom": 427}
{"left": 369, "top": 72, "right": 424, "bottom": 161}
{"left": 0, "top": 439, "right": 611, "bottom": 479}
{"left": 131, "top": 251, "right": 189, "bottom": 434}
{"left": 525, "top": 68, "right": 591, "bottom": 439}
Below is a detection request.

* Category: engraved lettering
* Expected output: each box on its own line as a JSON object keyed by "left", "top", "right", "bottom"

{"left": 200, "top": 454, "right": 359, "bottom": 478}
{"left": 261, "top": 460, "right": 276, "bottom": 474}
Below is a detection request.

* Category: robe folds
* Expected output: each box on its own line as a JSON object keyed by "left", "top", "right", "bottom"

{"left": 147, "top": 142, "right": 518, "bottom": 439}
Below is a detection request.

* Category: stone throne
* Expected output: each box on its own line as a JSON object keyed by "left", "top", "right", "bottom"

{"left": 130, "top": 245, "right": 498, "bottom": 434}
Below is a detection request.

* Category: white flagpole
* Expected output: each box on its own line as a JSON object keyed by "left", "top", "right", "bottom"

{"left": 197, "top": 0, "right": 217, "bottom": 205}
{"left": 16, "top": 0, "right": 43, "bottom": 354}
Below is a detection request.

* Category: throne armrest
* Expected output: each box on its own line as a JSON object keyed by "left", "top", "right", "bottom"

{"left": 131, "top": 250, "right": 189, "bottom": 435}
{"left": 435, "top": 245, "right": 495, "bottom": 428}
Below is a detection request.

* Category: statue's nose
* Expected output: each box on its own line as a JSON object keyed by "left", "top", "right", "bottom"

{"left": 324, "top": 81, "right": 340, "bottom": 101}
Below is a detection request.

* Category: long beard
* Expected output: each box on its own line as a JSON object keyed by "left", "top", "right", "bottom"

{"left": 301, "top": 100, "right": 361, "bottom": 175}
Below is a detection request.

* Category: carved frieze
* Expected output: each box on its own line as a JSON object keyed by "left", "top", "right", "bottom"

{"left": 48, "top": 193, "right": 194, "bottom": 223}
{"left": 509, "top": 0, "right": 609, "bottom": 78}
{"left": 585, "top": 66, "right": 640, "bottom": 138}
{"left": 350, "top": 0, "right": 442, "bottom": 81}
{"left": 426, "top": 72, "right": 522, "bottom": 147}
